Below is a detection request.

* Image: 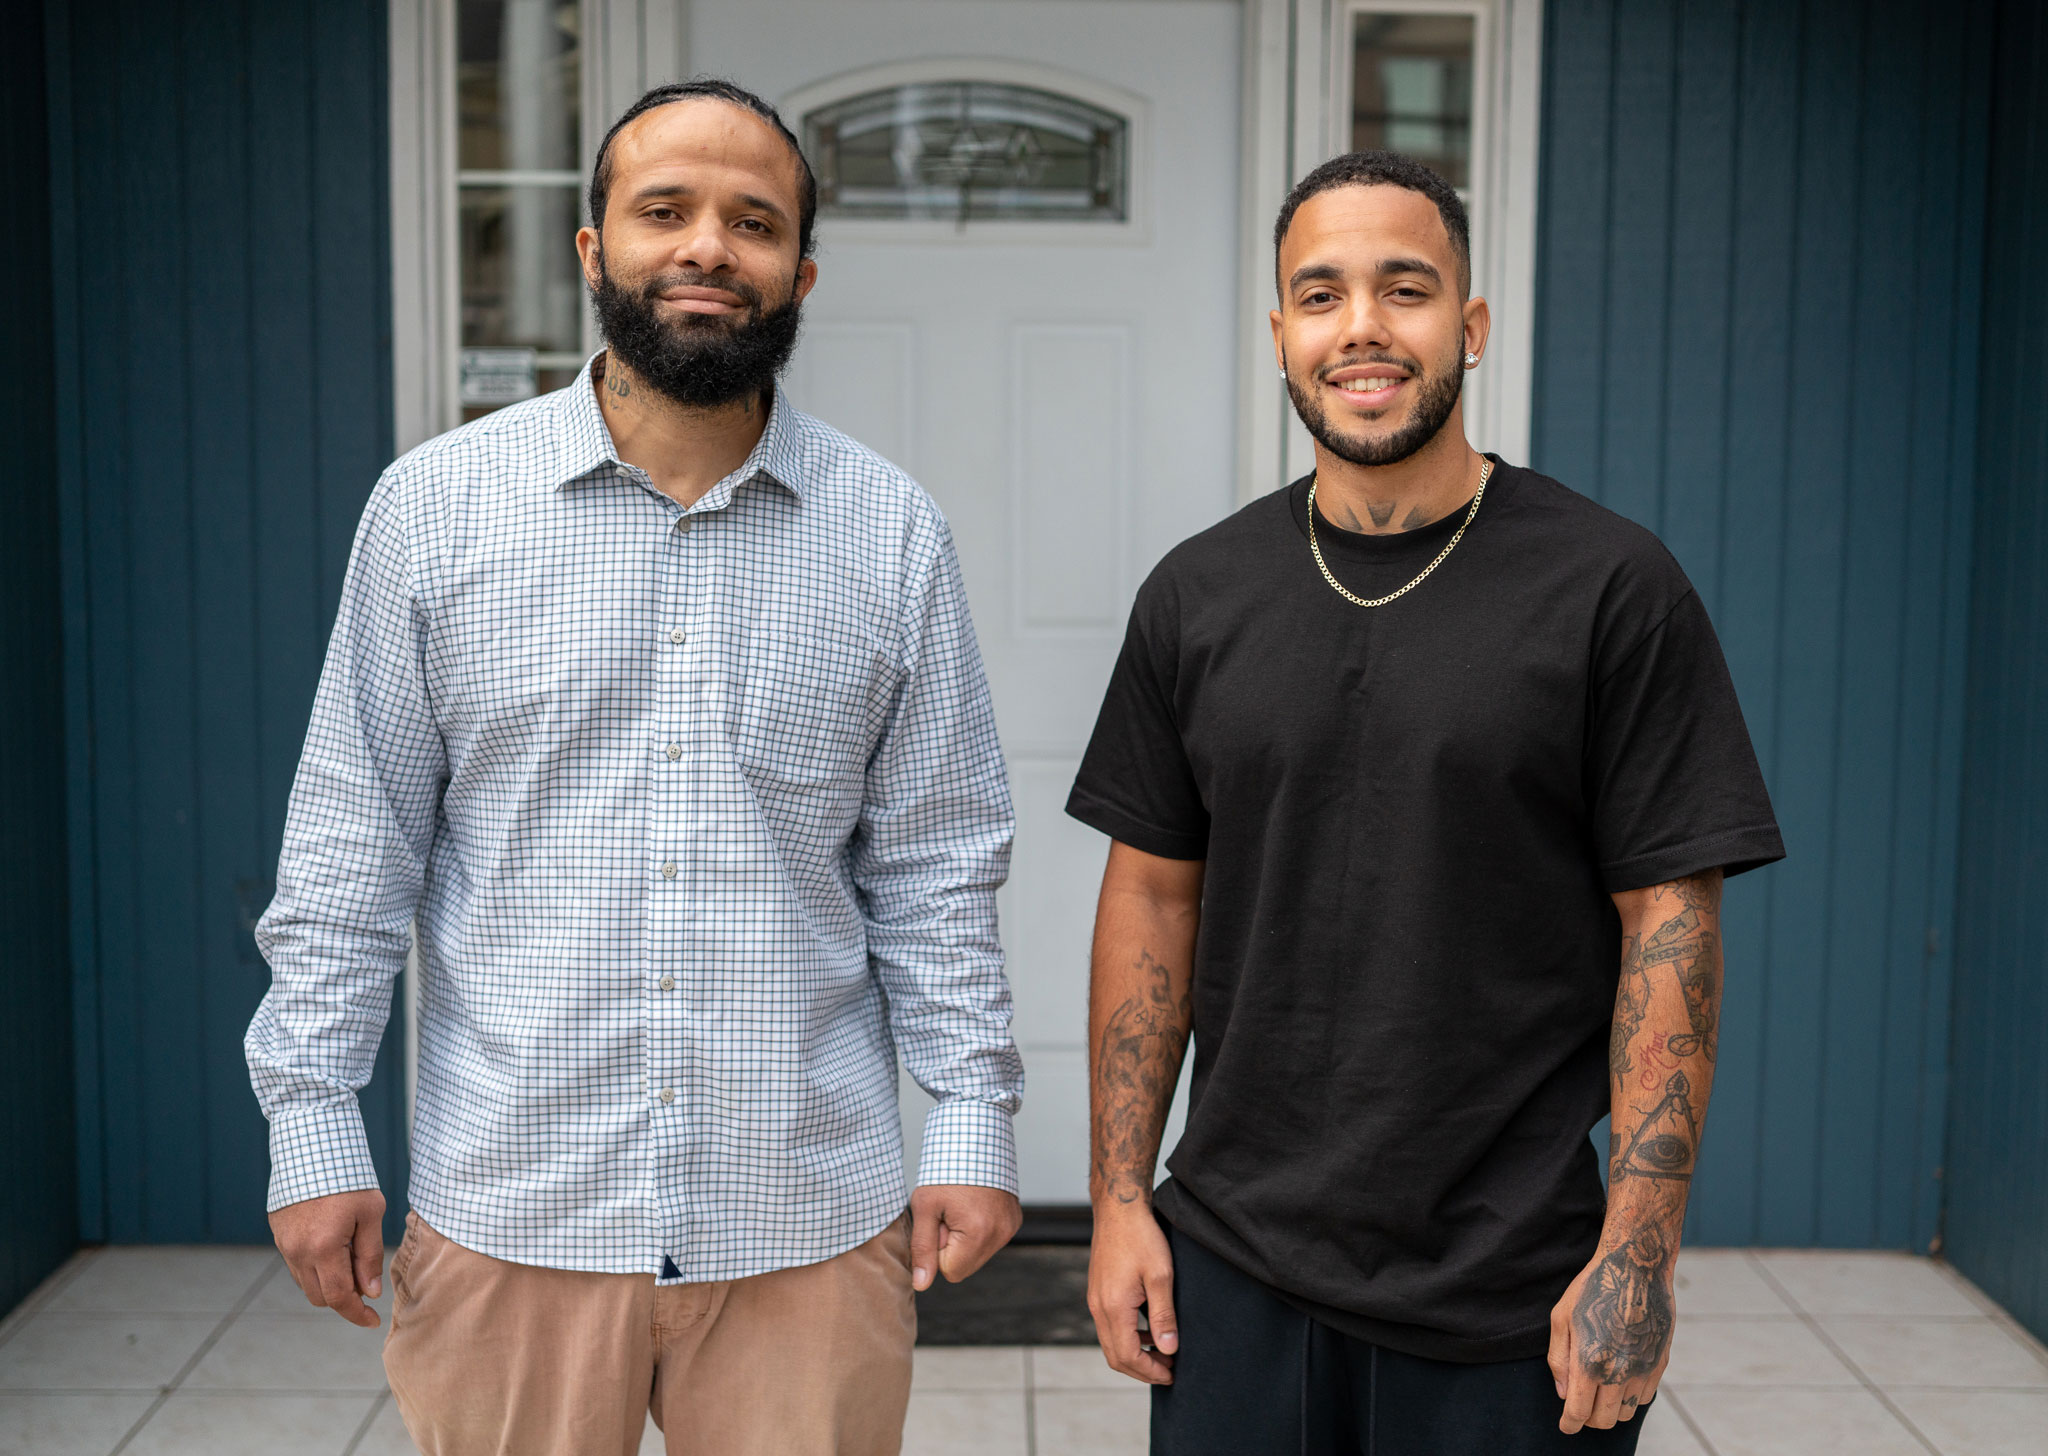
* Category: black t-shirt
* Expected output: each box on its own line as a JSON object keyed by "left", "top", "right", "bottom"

{"left": 1066, "top": 460, "right": 1784, "bottom": 1364}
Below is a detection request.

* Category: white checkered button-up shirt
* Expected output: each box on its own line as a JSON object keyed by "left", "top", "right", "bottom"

{"left": 247, "top": 359, "right": 1023, "bottom": 1281}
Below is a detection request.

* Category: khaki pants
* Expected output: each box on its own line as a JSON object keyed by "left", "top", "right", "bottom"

{"left": 383, "top": 1211, "right": 916, "bottom": 1456}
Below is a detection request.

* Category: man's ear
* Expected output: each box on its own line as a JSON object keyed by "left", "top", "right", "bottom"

{"left": 793, "top": 256, "right": 819, "bottom": 304}
{"left": 575, "top": 225, "right": 603, "bottom": 291}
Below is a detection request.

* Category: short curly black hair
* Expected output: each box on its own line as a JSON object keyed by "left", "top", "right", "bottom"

{"left": 1272, "top": 151, "right": 1469, "bottom": 296}
{"left": 588, "top": 78, "right": 818, "bottom": 259}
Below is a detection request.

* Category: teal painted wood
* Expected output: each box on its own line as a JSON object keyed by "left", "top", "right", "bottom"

{"left": 1947, "top": 0, "right": 2048, "bottom": 1346}
{"left": 1, "top": 0, "right": 79, "bottom": 1316}
{"left": 46, "top": 0, "right": 409, "bottom": 1246}
{"left": 1532, "top": 0, "right": 1992, "bottom": 1247}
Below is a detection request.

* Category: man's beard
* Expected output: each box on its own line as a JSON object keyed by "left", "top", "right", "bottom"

{"left": 590, "top": 252, "right": 803, "bottom": 409}
{"left": 1286, "top": 345, "right": 1463, "bottom": 467}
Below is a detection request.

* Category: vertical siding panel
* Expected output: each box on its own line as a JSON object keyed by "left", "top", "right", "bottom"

{"left": 1754, "top": 0, "right": 1861, "bottom": 1245}
{"left": 1704, "top": 0, "right": 1801, "bottom": 1243}
{"left": 1593, "top": 0, "right": 1676, "bottom": 528}
{"left": 185, "top": 0, "right": 270, "bottom": 1242}
{"left": 1, "top": 0, "right": 78, "bottom": 1315}
{"left": 1530, "top": 0, "right": 1614, "bottom": 482}
{"left": 1816, "top": 0, "right": 1920, "bottom": 1247}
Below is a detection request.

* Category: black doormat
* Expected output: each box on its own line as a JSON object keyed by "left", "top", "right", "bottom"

{"left": 914, "top": 1244, "right": 1095, "bottom": 1345}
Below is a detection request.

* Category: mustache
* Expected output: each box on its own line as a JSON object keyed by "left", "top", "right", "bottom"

{"left": 1315, "top": 352, "right": 1423, "bottom": 382}
{"left": 637, "top": 269, "right": 770, "bottom": 314}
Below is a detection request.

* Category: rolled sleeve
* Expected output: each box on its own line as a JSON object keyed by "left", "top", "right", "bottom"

{"left": 852, "top": 520, "right": 1024, "bottom": 1194}
{"left": 245, "top": 470, "right": 444, "bottom": 1211}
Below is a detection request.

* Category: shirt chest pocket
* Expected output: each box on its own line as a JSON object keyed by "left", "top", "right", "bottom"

{"left": 735, "top": 627, "right": 898, "bottom": 795}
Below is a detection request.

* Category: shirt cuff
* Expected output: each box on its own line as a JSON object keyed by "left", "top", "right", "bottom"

{"left": 265, "top": 1096, "right": 383, "bottom": 1212}
{"left": 916, "top": 1097, "right": 1020, "bottom": 1195}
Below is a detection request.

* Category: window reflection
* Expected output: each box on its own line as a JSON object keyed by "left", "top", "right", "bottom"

{"left": 1351, "top": 13, "right": 1475, "bottom": 190}
{"left": 804, "top": 82, "right": 1127, "bottom": 222}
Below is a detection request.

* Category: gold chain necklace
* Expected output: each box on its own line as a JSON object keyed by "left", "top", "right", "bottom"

{"left": 1306, "top": 458, "right": 1493, "bottom": 609}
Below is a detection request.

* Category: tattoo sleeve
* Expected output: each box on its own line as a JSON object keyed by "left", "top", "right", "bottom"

{"left": 1090, "top": 942, "right": 1195, "bottom": 1209}
{"left": 1574, "top": 869, "right": 1724, "bottom": 1384}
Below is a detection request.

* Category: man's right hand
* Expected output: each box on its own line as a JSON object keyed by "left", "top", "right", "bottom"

{"left": 269, "top": 1188, "right": 387, "bottom": 1328}
{"left": 1088, "top": 1203, "right": 1179, "bottom": 1384}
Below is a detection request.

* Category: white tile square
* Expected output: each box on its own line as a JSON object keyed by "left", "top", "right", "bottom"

{"left": 912, "top": 1345, "right": 1027, "bottom": 1392}
{"left": 121, "top": 1393, "right": 379, "bottom": 1456}
{"left": 180, "top": 1315, "right": 389, "bottom": 1393}
{"left": 1033, "top": 1387, "right": 1150, "bottom": 1455}
{"left": 241, "top": 1259, "right": 392, "bottom": 1320}
{"left": 0, "top": 1314, "right": 217, "bottom": 1392}
{"left": 43, "top": 1248, "right": 277, "bottom": 1317}
{"left": 1674, "top": 1250, "right": 1796, "bottom": 1317}
{"left": 348, "top": 1396, "right": 420, "bottom": 1456}
{"left": 901, "top": 1390, "right": 1028, "bottom": 1456}
{"left": 1887, "top": 1387, "right": 2048, "bottom": 1456}
{"left": 1679, "top": 1386, "right": 1929, "bottom": 1454}
{"left": 1661, "top": 1317, "right": 1859, "bottom": 1387}
{"left": 0, "top": 1392, "right": 155, "bottom": 1456}
{"left": 1821, "top": 1316, "right": 2048, "bottom": 1389}
{"left": 1030, "top": 1345, "right": 1134, "bottom": 1391}
{"left": 1755, "top": 1252, "right": 1984, "bottom": 1318}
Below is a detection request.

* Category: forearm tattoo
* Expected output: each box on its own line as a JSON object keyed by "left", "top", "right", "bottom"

{"left": 1576, "top": 870, "right": 1724, "bottom": 1382}
{"left": 1092, "top": 948, "right": 1192, "bottom": 1206}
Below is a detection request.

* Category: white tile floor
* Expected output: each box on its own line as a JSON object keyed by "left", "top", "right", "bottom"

{"left": 0, "top": 1247, "right": 2042, "bottom": 1455}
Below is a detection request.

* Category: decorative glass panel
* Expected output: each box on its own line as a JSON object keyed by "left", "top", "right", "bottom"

{"left": 1351, "top": 13, "right": 1475, "bottom": 189}
{"left": 458, "top": 0, "right": 581, "bottom": 172}
{"left": 804, "top": 82, "right": 1127, "bottom": 222}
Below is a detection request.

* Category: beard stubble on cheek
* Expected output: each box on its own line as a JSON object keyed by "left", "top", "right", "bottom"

{"left": 1286, "top": 341, "right": 1465, "bottom": 469}
{"left": 590, "top": 251, "right": 805, "bottom": 410}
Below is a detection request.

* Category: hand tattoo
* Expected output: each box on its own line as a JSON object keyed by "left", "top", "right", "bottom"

{"left": 1573, "top": 1223, "right": 1676, "bottom": 1384}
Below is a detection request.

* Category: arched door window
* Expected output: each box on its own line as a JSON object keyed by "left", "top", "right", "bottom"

{"left": 802, "top": 79, "right": 1129, "bottom": 223}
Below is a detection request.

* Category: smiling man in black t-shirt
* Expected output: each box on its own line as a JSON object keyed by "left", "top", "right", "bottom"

{"left": 1069, "top": 152, "right": 1783, "bottom": 1453}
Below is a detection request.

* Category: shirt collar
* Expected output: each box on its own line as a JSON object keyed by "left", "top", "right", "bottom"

{"left": 551, "top": 352, "right": 808, "bottom": 504}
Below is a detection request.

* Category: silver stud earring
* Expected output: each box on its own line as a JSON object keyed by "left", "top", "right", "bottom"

{"left": 1278, "top": 366, "right": 1288, "bottom": 379}
{"left": 1464, "top": 352, "right": 1478, "bottom": 367}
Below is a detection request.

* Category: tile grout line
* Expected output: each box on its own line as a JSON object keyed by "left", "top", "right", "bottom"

{"left": 340, "top": 1389, "right": 393, "bottom": 1455}
{"left": 1744, "top": 1252, "right": 1944, "bottom": 1456}
{"left": 105, "top": 1255, "right": 285, "bottom": 1456}
{"left": 1657, "top": 1385, "right": 1720, "bottom": 1456}
{"left": 1931, "top": 1259, "right": 2048, "bottom": 1375}
{"left": 0, "top": 1248, "right": 104, "bottom": 1353}
{"left": 1022, "top": 1345, "right": 1038, "bottom": 1456}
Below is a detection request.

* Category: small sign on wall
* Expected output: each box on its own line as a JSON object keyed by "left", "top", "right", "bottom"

{"left": 460, "top": 347, "right": 538, "bottom": 406}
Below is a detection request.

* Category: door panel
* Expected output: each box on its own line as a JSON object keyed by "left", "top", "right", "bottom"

{"left": 701, "top": 0, "right": 1239, "bottom": 1202}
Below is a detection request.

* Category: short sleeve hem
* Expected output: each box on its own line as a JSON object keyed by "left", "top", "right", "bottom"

{"left": 1065, "top": 789, "right": 1208, "bottom": 861}
{"left": 1599, "top": 823, "right": 1787, "bottom": 893}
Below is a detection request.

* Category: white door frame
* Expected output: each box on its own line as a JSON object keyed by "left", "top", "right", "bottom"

{"left": 1235, "top": 0, "right": 1544, "bottom": 500}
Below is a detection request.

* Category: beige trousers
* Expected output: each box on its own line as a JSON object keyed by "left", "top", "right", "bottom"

{"left": 382, "top": 1212, "right": 916, "bottom": 1456}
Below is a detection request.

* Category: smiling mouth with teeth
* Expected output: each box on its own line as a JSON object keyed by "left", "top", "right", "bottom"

{"left": 1332, "top": 376, "right": 1405, "bottom": 398}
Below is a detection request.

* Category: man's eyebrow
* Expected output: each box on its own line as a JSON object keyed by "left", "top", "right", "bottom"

{"left": 1286, "top": 262, "right": 1346, "bottom": 291}
{"left": 1377, "top": 256, "right": 1443, "bottom": 284}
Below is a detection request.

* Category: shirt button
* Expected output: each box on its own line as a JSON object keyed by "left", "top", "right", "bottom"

{"left": 665, "top": 743, "right": 681, "bottom": 761}
{"left": 660, "top": 861, "right": 676, "bottom": 879}
{"left": 659, "top": 974, "right": 675, "bottom": 991}
{"left": 669, "top": 628, "right": 684, "bottom": 645}
{"left": 659, "top": 1087, "right": 675, "bottom": 1104}
{"left": 677, "top": 517, "right": 693, "bottom": 535}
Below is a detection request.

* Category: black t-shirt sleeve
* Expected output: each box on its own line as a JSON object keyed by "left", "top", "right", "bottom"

{"left": 1586, "top": 587, "right": 1785, "bottom": 891}
{"left": 1066, "top": 575, "right": 1210, "bottom": 861}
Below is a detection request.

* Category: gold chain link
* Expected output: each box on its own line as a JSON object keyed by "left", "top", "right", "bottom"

{"left": 1306, "top": 458, "right": 1493, "bottom": 609}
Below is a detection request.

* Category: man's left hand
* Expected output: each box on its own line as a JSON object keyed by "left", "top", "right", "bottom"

{"left": 909, "top": 1184, "right": 1022, "bottom": 1291}
{"left": 1547, "top": 1233, "right": 1677, "bottom": 1432}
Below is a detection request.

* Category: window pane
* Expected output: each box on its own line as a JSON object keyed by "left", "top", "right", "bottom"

{"left": 459, "top": 185, "right": 585, "bottom": 354}
{"left": 1351, "top": 13, "right": 1475, "bottom": 189}
{"left": 459, "top": 0, "right": 581, "bottom": 173}
{"left": 804, "top": 82, "right": 1127, "bottom": 222}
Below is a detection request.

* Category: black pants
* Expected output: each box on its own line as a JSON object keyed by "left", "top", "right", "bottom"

{"left": 1153, "top": 1225, "right": 1649, "bottom": 1456}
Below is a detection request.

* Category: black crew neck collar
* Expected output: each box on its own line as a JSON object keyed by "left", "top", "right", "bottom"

{"left": 1288, "top": 454, "right": 1507, "bottom": 562}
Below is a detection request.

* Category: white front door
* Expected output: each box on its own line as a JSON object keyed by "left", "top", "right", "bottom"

{"left": 691, "top": 0, "right": 1242, "bottom": 1203}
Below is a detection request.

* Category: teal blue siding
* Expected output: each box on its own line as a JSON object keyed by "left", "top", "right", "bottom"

{"left": 46, "top": 0, "right": 408, "bottom": 1245}
{"left": 1533, "top": 0, "right": 1993, "bottom": 1248}
{"left": 1, "top": 0, "right": 79, "bottom": 1314}
{"left": 1947, "top": 0, "right": 2048, "bottom": 1345}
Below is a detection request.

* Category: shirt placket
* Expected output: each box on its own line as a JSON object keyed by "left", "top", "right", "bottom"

{"left": 649, "top": 493, "right": 701, "bottom": 1271}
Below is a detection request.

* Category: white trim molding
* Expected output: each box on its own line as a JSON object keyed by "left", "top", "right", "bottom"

{"left": 1236, "top": 0, "right": 1544, "bottom": 500}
